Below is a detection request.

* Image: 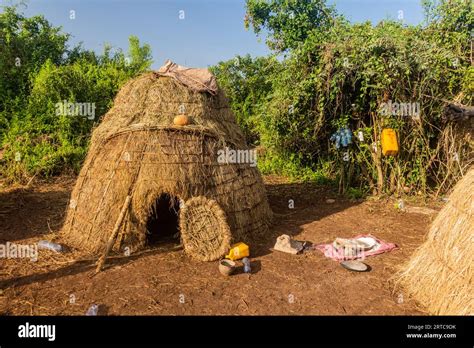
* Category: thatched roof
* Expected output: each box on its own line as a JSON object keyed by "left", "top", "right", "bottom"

{"left": 395, "top": 166, "right": 473, "bottom": 314}
{"left": 61, "top": 72, "right": 272, "bottom": 261}
{"left": 91, "top": 73, "right": 247, "bottom": 149}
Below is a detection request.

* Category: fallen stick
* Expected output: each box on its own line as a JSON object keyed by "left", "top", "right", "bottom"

{"left": 95, "top": 195, "right": 132, "bottom": 273}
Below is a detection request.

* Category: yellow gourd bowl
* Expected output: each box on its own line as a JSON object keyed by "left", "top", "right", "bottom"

{"left": 173, "top": 114, "right": 189, "bottom": 126}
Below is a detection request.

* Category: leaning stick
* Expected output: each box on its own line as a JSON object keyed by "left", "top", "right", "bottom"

{"left": 95, "top": 195, "right": 132, "bottom": 273}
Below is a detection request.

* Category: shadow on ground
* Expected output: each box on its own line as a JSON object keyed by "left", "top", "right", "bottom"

{"left": 1, "top": 177, "right": 361, "bottom": 289}
{"left": 250, "top": 179, "right": 363, "bottom": 257}
{"left": 0, "top": 183, "right": 71, "bottom": 242}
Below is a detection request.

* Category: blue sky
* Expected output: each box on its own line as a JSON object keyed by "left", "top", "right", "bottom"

{"left": 2, "top": 0, "right": 425, "bottom": 68}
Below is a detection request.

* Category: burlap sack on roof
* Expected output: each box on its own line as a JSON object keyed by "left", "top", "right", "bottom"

{"left": 156, "top": 59, "right": 218, "bottom": 95}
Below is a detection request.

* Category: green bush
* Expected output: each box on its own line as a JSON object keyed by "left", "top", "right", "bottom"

{"left": 214, "top": 0, "right": 473, "bottom": 195}
{"left": 0, "top": 6, "right": 153, "bottom": 182}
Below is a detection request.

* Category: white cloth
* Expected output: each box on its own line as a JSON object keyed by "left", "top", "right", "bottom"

{"left": 156, "top": 59, "right": 218, "bottom": 95}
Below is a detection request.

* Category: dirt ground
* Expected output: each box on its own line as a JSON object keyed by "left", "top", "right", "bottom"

{"left": 0, "top": 175, "right": 441, "bottom": 315}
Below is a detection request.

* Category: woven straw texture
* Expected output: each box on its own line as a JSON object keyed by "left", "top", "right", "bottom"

{"left": 395, "top": 166, "right": 473, "bottom": 314}
{"left": 179, "top": 196, "right": 231, "bottom": 261}
{"left": 61, "top": 73, "right": 272, "bottom": 260}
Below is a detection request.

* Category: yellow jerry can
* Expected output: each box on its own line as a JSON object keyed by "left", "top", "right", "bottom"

{"left": 381, "top": 129, "right": 399, "bottom": 156}
{"left": 225, "top": 242, "right": 249, "bottom": 261}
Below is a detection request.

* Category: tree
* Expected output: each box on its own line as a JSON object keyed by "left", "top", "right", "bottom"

{"left": 211, "top": 54, "right": 280, "bottom": 144}
{"left": 127, "top": 35, "right": 153, "bottom": 74}
{"left": 0, "top": 5, "right": 69, "bottom": 104}
{"left": 0, "top": 5, "right": 154, "bottom": 182}
{"left": 244, "top": 0, "right": 338, "bottom": 52}
{"left": 238, "top": 0, "right": 472, "bottom": 194}
{"left": 422, "top": 0, "right": 473, "bottom": 34}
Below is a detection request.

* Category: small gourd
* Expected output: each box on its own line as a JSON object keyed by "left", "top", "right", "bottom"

{"left": 173, "top": 114, "right": 189, "bottom": 126}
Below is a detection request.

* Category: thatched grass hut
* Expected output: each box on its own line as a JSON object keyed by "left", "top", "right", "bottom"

{"left": 395, "top": 167, "right": 473, "bottom": 315}
{"left": 61, "top": 72, "right": 272, "bottom": 261}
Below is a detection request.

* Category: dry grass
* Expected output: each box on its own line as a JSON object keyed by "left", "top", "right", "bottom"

{"left": 394, "top": 167, "right": 473, "bottom": 315}
{"left": 61, "top": 73, "right": 272, "bottom": 261}
{"left": 91, "top": 73, "right": 247, "bottom": 147}
{"left": 179, "top": 196, "right": 231, "bottom": 261}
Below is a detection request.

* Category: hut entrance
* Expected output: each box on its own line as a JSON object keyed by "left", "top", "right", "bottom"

{"left": 146, "top": 193, "right": 180, "bottom": 245}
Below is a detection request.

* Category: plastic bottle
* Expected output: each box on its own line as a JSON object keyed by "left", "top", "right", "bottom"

{"left": 341, "top": 133, "right": 348, "bottom": 147}
{"left": 345, "top": 128, "right": 353, "bottom": 144}
{"left": 242, "top": 257, "right": 251, "bottom": 274}
{"left": 397, "top": 199, "right": 405, "bottom": 210}
{"left": 86, "top": 304, "right": 99, "bottom": 316}
{"left": 37, "top": 240, "right": 63, "bottom": 252}
{"left": 335, "top": 134, "right": 341, "bottom": 149}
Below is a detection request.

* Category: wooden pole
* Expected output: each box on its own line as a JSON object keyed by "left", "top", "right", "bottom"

{"left": 94, "top": 131, "right": 148, "bottom": 274}
{"left": 95, "top": 195, "right": 132, "bottom": 273}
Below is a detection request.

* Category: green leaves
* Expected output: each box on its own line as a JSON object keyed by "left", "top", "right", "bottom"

{"left": 212, "top": 54, "right": 281, "bottom": 144}
{"left": 217, "top": 0, "right": 474, "bottom": 192}
{"left": 245, "top": 0, "right": 338, "bottom": 52}
{"left": 0, "top": 6, "right": 154, "bottom": 182}
{"left": 127, "top": 35, "right": 153, "bottom": 74}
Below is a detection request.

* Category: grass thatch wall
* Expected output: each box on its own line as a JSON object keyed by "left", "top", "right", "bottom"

{"left": 61, "top": 73, "right": 272, "bottom": 260}
{"left": 91, "top": 73, "right": 247, "bottom": 149}
{"left": 395, "top": 167, "right": 473, "bottom": 315}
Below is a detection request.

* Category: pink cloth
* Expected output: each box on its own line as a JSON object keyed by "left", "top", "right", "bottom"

{"left": 314, "top": 234, "right": 397, "bottom": 261}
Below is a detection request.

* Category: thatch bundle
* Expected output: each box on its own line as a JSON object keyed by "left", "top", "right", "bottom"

{"left": 61, "top": 72, "right": 272, "bottom": 261}
{"left": 395, "top": 167, "right": 473, "bottom": 315}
